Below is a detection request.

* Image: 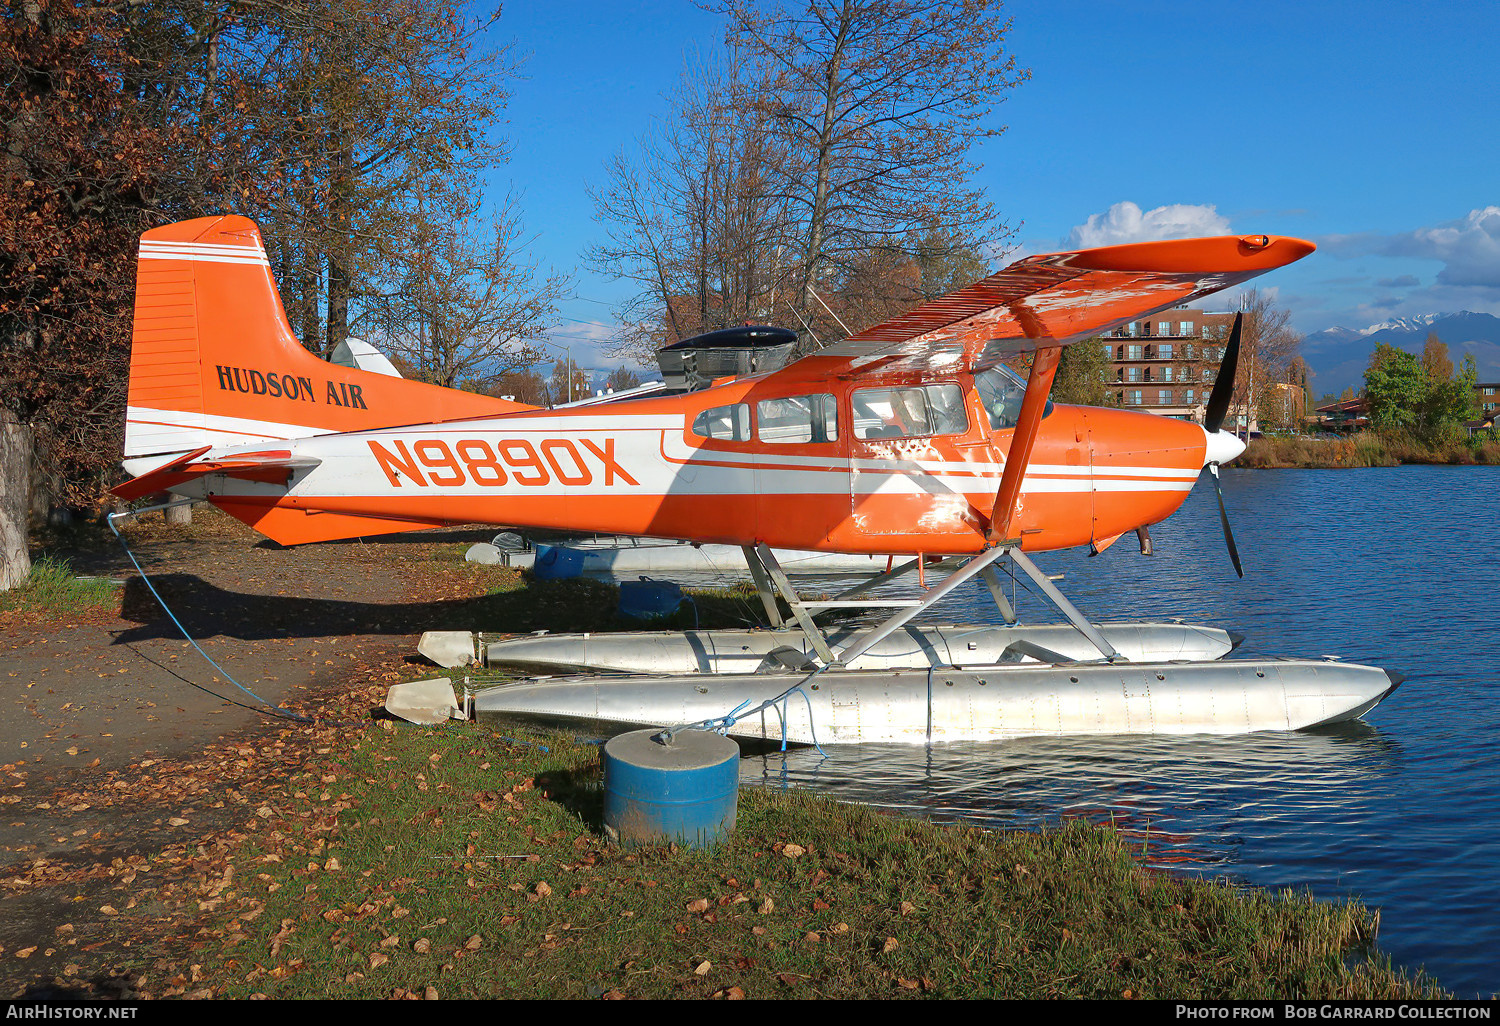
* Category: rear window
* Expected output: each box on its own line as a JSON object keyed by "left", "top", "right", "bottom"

{"left": 756, "top": 394, "right": 838, "bottom": 444}
{"left": 691, "top": 403, "right": 751, "bottom": 441}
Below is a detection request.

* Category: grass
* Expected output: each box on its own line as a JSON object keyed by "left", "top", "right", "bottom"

{"left": 193, "top": 720, "right": 1444, "bottom": 1000}
{"left": 1242, "top": 429, "right": 1500, "bottom": 469}
{"left": 0, "top": 554, "right": 121, "bottom": 618}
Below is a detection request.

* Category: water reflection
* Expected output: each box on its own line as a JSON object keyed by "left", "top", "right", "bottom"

{"left": 673, "top": 468, "right": 1500, "bottom": 994}
{"left": 743, "top": 721, "right": 1404, "bottom": 874}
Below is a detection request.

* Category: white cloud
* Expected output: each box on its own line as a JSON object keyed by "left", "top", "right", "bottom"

{"left": 1386, "top": 206, "right": 1500, "bottom": 289}
{"left": 1324, "top": 206, "right": 1500, "bottom": 292}
{"left": 1066, "top": 201, "right": 1231, "bottom": 248}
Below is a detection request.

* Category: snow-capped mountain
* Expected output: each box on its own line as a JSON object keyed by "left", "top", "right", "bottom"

{"left": 1301, "top": 311, "right": 1500, "bottom": 398}
{"left": 1356, "top": 313, "right": 1443, "bottom": 336}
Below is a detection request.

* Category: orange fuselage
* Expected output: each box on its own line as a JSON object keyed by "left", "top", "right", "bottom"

{"left": 191, "top": 369, "right": 1208, "bottom": 554}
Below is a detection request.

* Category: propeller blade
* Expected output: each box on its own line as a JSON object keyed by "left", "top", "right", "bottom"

{"left": 1203, "top": 311, "right": 1243, "bottom": 435}
{"left": 1208, "top": 464, "right": 1244, "bottom": 578}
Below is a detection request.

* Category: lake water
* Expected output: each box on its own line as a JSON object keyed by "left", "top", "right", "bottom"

{"left": 737, "top": 466, "right": 1500, "bottom": 997}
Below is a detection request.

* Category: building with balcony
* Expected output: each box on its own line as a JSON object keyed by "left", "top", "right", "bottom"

{"left": 1105, "top": 308, "right": 1238, "bottom": 422}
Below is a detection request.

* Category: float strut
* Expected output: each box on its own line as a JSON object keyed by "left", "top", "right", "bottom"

{"left": 977, "top": 565, "right": 1018, "bottom": 624}
{"left": 741, "top": 544, "right": 785, "bottom": 629}
{"left": 834, "top": 544, "right": 1014, "bottom": 666}
{"left": 752, "top": 543, "right": 837, "bottom": 665}
{"left": 1006, "top": 548, "right": 1122, "bottom": 661}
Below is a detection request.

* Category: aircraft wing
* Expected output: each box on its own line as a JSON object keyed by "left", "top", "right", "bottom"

{"left": 113, "top": 446, "right": 321, "bottom": 501}
{"left": 785, "top": 234, "right": 1315, "bottom": 377}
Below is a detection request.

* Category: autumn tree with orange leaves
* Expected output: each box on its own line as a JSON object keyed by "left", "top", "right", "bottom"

{"left": 2, "top": 0, "right": 536, "bottom": 566}
{"left": 0, "top": 1, "right": 272, "bottom": 523}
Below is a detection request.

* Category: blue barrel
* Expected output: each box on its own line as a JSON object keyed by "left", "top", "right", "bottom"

{"left": 618, "top": 579, "right": 685, "bottom": 620}
{"left": 531, "top": 544, "right": 585, "bottom": 580}
{"left": 603, "top": 729, "right": 739, "bottom": 849}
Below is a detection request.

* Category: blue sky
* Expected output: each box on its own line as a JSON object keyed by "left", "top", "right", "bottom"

{"left": 479, "top": 1, "right": 1497, "bottom": 372}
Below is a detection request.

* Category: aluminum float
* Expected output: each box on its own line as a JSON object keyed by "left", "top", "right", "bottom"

{"left": 420, "top": 621, "right": 1242, "bottom": 674}
{"left": 469, "top": 659, "right": 1402, "bottom": 745}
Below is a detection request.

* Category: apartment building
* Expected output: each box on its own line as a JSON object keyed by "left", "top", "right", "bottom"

{"left": 1104, "top": 308, "right": 1238, "bottom": 421}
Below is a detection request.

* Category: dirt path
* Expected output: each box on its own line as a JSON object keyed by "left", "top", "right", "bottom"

{"left": 0, "top": 509, "right": 502, "bottom": 997}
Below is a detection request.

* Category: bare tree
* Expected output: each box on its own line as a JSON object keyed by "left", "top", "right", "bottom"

{"left": 1231, "top": 290, "right": 1302, "bottom": 435}
{"left": 715, "top": 0, "right": 1026, "bottom": 340}
{"left": 587, "top": 52, "right": 792, "bottom": 363}
{"left": 216, "top": 0, "right": 519, "bottom": 354}
{"left": 368, "top": 176, "right": 567, "bottom": 388}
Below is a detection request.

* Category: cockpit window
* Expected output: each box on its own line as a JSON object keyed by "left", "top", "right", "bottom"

{"left": 974, "top": 364, "right": 1053, "bottom": 430}
{"left": 852, "top": 383, "right": 968, "bottom": 439}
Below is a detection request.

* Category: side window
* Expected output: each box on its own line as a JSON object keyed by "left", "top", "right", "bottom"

{"left": 852, "top": 384, "right": 969, "bottom": 439}
{"left": 691, "top": 403, "right": 750, "bottom": 441}
{"left": 927, "top": 384, "right": 967, "bottom": 435}
{"left": 756, "top": 394, "right": 838, "bottom": 444}
{"left": 974, "top": 364, "right": 1054, "bottom": 430}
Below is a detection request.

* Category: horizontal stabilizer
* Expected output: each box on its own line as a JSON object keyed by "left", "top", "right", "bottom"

{"left": 113, "top": 448, "right": 320, "bottom": 501}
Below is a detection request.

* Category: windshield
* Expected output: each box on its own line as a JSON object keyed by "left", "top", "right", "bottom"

{"left": 974, "top": 364, "right": 1053, "bottom": 430}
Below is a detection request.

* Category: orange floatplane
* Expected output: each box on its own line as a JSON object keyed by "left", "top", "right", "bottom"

{"left": 113, "top": 216, "right": 1400, "bottom": 744}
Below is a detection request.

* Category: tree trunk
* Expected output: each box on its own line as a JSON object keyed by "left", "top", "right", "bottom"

{"left": 1, "top": 411, "right": 33, "bottom": 591}
{"left": 325, "top": 134, "right": 354, "bottom": 356}
{"left": 164, "top": 501, "right": 193, "bottom": 526}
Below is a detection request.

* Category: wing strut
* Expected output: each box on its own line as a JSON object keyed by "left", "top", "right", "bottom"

{"left": 987, "top": 344, "right": 1062, "bottom": 545}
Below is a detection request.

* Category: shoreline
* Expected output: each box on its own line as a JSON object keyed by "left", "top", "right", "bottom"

{"left": 1239, "top": 433, "right": 1500, "bottom": 470}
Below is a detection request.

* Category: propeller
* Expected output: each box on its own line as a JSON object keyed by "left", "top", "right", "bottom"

{"left": 1201, "top": 312, "right": 1245, "bottom": 578}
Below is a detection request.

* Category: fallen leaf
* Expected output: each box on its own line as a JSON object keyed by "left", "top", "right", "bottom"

{"left": 693, "top": 960, "right": 711, "bottom": 976}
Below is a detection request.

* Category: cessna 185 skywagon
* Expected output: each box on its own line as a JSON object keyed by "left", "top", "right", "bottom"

{"left": 114, "top": 215, "right": 1400, "bottom": 744}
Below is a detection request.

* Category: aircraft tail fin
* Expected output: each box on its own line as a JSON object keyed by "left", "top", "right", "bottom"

{"left": 124, "top": 215, "right": 531, "bottom": 475}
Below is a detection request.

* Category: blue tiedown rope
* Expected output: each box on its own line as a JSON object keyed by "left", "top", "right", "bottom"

{"left": 109, "top": 501, "right": 314, "bottom": 724}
